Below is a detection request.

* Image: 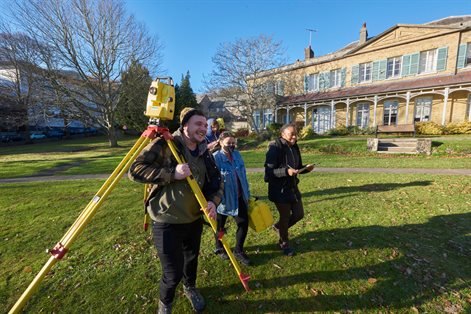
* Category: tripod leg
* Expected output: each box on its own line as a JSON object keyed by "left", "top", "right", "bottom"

{"left": 165, "top": 139, "right": 250, "bottom": 291}
{"left": 9, "top": 135, "right": 152, "bottom": 314}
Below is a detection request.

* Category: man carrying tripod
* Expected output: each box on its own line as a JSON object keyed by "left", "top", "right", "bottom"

{"left": 129, "top": 107, "right": 223, "bottom": 313}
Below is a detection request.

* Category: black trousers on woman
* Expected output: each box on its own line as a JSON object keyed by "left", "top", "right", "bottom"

{"left": 215, "top": 196, "right": 249, "bottom": 253}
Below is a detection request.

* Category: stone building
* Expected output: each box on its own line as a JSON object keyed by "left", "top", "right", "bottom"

{"left": 254, "top": 15, "right": 471, "bottom": 134}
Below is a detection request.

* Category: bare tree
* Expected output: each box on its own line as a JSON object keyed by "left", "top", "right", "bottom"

{"left": 0, "top": 24, "right": 44, "bottom": 141}
{"left": 8, "top": 0, "right": 163, "bottom": 146}
{"left": 205, "top": 34, "right": 287, "bottom": 132}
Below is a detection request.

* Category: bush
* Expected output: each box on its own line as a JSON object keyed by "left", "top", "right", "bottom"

{"left": 265, "top": 123, "right": 283, "bottom": 139}
{"left": 328, "top": 125, "right": 349, "bottom": 136}
{"left": 443, "top": 121, "right": 471, "bottom": 134}
{"left": 416, "top": 122, "right": 444, "bottom": 135}
{"left": 234, "top": 128, "right": 249, "bottom": 137}
{"left": 328, "top": 125, "right": 376, "bottom": 136}
{"left": 266, "top": 123, "right": 283, "bottom": 133}
{"left": 299, "top": 125, "right": 316, "bottom": 140}
{"left": 256, "top": 131, "right": 272, "bottom": 141}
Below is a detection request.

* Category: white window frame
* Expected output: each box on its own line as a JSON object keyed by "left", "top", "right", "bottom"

{"left": 307, "top": 74, "right": 319, "bottom": 92}
{"left": 330, "top": 69, "right": 342, "bottom": 88}
{"left": 414, "top": 97, "right": 433, "bottom": 122}
{"left": 419, "top": 49, "right": 438, "bottom": 74}
{"left": 263, "top": 109, "right": 273, "bottom": 128}
{"left": 466, "top": 43, "right": 471, "bottom": 67}
{"left": 274, "top": 80, "right": 284, "bottom": 96}
{"left": 383, "top": 100, "right": 399, "bottom": 126}
{"left": 386, "top": 56, "right": 401, "bottom": 78}
{"left": 359, "top": 62, "right": 372, "bottom": 83}
{"left": 356, "top": 103, "right": 370, "bottom": 128}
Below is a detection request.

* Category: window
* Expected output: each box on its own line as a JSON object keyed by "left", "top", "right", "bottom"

{"left": 386, "top": 57, "right": 401, "bottom": 78}
{"left": 415, "top": 97, "right": 432, "bottom": 122}
{"left": 274, "top": 80, "right": 284, "bottom": 96}
{"left": 383, "top": 100, "right": 398, "bottom": 125}
{"left": 253, "top": 110, "right": 261, "bottom": 129}
{"left": 330, "top": 69, "right": 342, "bottom": 88}
{"left": 466, "top": 43, "right": 471, "bottom": 67}
{"left": 306, "top": 74, "right": 318, "bottom": 92}
{"left": 356, "top": 103, "right": 370, "bottom": 128}
{"left": 359, "top": 62, "right": 372, "bottom": 83}
{"left": 419, "top": 49, "right": 437, "bottom": 74}
{"left": 263, "top": 109, "right": 273, "bottom": 128}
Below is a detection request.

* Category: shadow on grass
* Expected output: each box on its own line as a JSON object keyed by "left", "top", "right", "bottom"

{"left": 204, "top": 212, "right": 470, "bottom": 312}
{"left": 304, "top": 180, "right": 433, "bottom": 199}
{"left": 432, "top": 141, "right": 444, "bottom": 148}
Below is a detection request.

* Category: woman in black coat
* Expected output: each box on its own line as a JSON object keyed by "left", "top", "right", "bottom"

{"left": 264, "top": 123, "right": 314, "bottom": 256}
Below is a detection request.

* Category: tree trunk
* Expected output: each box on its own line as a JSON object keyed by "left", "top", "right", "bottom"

{"left": 107, "top": 125, "right": 119, "bottom": 147}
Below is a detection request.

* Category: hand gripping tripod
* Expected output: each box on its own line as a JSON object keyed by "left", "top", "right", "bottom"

{"left": 10, "top": 78, "right": 250, "bottom": 314}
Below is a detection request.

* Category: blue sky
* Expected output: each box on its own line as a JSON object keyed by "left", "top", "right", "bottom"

{"left": 124, "top": 0, "right": 470, "bottom": 93}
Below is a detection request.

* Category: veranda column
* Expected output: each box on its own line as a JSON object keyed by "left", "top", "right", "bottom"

{"left": 373, "top": 95, "right": 378, "bottom": 126}
{"left": 274, "top": 106, "right": 278, "bottom": 123}
{"left": 405, "top": 91, "right": 410, "bottom": 123}
{"left": 469, "top": 93, "right": 471, "bottom": 121}
{"left": 346, "top": 98, "right": 350, "bottom": 127}
{"left": 304, "top": 103, "right": 307, "bottom": 127}
{"left": 286, "top": 105, "right": 290, "bottom": 123}
{"left": 441, "top": 87, "right": 449, "bottom": 125}
{"left": 331, "top": 100, "right": 335, "bottom": 129}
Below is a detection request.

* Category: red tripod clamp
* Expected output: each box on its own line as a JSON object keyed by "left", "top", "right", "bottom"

{"left": 49, "top": 242, "right": 68, "bottom": 260}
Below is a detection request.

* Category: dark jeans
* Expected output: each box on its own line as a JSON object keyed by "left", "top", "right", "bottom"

{"left": 215, "top": 196, "right": 249, "bottom": 253}
{"left": 274, "top": 200, "right": 304, "bottom": 246}
{"left": 152, "top": 218, "right": 203, "bottom": 305}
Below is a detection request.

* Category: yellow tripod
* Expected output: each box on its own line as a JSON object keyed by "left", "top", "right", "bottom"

{"left": 9, "top": 80, "right": 250, "bottom": 314}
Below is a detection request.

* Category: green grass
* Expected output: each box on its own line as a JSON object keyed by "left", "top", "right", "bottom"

{"left": 1, "top": 135, "right": 471, "bottom": 179}
{"left": 0, "top": 135, "right": 140, "bottom": 178}
{"left": 1, "top": 173, "right": 470, "bottom": 313}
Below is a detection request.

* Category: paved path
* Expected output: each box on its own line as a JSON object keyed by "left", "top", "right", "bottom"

{"left": 1, "top": 167, "right": 470, "bottom": 184}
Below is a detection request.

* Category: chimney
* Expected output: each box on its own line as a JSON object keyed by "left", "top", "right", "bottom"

{"left": 359, "top": 22, "right": 368, "bottom": 45}
{"left": 304, "top": 45, "right": 314, "bottom": 60}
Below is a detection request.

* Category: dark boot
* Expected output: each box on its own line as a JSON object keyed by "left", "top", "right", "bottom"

{"left": 183, "top": 285, "right": 206, "bottom": 312}
{"left": 157, "top": 300, "right": 172, "bottom": 314}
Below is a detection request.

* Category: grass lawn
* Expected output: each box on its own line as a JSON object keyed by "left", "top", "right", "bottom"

{"left": 1, "top": 135, "right": 471, "bottom": 179}
{"left": 1, "top": 173, "right": 470, "bottom": 313}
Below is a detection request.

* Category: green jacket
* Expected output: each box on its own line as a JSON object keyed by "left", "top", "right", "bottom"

{"left": 128, "top": 129, "right": 223, "bottom": 224}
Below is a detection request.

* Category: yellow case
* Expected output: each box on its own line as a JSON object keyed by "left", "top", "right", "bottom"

{"left": 248, "top": 199, "right": 274, "bottom": 233}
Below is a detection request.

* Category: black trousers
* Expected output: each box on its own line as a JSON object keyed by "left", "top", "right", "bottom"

{"left": 152, "top": 218, "right": 203, "bottom": 305}
{"left": 274, "top": 200, "right": 304, "bottom": 245}
{"left": 215, "top": 196, "right": 249, "bottom": 253}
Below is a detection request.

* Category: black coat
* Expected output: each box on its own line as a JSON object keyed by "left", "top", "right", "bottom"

{"left": 264, "top": 138, "right": 306, "bottom": 203}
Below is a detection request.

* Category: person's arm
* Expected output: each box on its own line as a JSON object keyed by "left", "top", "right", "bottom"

{"left": 128, "top": 139, "right": 176, "bottom": 185}
{"left": 265, "top": 144, "right": 297, "bottom": 179}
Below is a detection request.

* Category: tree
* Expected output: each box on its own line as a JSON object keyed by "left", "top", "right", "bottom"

{"left": 168, "top": 71, "right": 198, "bottom": 132}
{"left": 115, "top": 60, "right": 152, "bottom": 132}
{"left": 0, "top": 27, "right": 44, "bottom": 141}
{"left": 8, "top": 0, "right": 163, "bottom": 147}
{"left": 205, "top": 34, "right": 287, "bottom": 132}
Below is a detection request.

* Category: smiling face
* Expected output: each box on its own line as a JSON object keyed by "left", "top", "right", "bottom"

{"left": 281, "top": 126, "right": 297, "bottom": 146}
{"left": 183, "top": 114, "right": 208, "bottom": 144}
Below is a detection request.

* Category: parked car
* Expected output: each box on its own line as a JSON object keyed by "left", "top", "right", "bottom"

{"left": 1, "top": 132, "right": 24, "bottom": 143}
{"left": 46, "top": 130, "right": 64, "bottom": 139}
{"left": 30, "top": 132, "right": 47, "bottom": 140}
